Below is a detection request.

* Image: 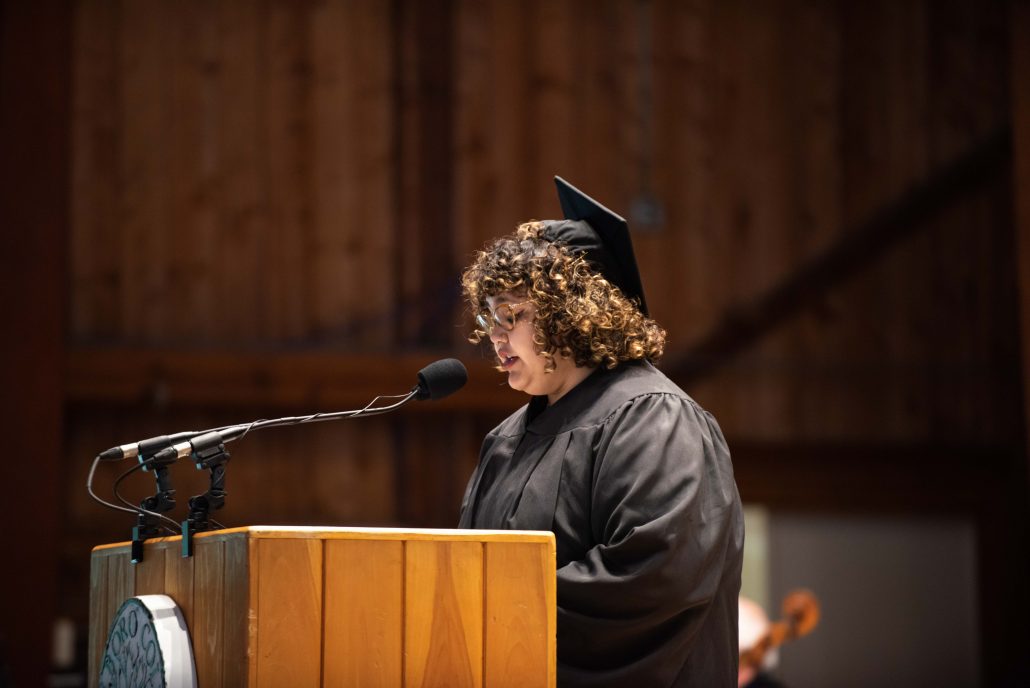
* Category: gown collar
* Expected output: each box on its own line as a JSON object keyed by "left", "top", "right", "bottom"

{"left": 523, "top": 363, "right": 627, "bottom": 436}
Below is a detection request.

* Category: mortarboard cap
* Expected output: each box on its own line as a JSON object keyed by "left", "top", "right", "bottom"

{"left": 542, "top": 176, "right": 649, "bottom": 316}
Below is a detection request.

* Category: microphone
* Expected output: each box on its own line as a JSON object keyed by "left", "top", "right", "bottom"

{"left": 97, "top": 431, "right": 199, "bottom": 462}
{"left": 414, "top": 358, "right": 468, "bottom": 400}
{"left": 162, "top": 426, "right": 247, "bottom": 463}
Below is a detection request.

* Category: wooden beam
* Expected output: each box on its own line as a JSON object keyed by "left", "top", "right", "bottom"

{"left": 665, "top": 127, "right": 1012, "bottom": 385}
{"left": 66, "top": 346, "right": 524, "bottom": 412}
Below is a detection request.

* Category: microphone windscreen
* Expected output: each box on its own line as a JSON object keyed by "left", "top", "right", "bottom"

{"left": 415, "top": 358, "right": 468, "bottom": 401}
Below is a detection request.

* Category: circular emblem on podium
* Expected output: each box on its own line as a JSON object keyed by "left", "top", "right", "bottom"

{"left": 100, "top": 594, "right": 197, "bottom": 688}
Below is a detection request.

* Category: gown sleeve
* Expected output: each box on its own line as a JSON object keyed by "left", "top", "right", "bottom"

{"left": 556, "top": 392, "right": 742, "bottom": 686}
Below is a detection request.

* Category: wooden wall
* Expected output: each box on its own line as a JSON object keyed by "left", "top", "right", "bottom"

{"left": 36, "top": 0, "right": 1026, "bottom": 683}
{"left": 0, "top": 1, "right": 70, "bottom": 685}
{"left": 72, "top": 0, "right": 396, "bottom": 346}
{"left": 69, "top": 0, "right": 1017, "bottom": 440}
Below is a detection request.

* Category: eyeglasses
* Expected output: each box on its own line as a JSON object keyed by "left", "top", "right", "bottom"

{"left": 475, "top": 301, "right": 533, "bottom": 332}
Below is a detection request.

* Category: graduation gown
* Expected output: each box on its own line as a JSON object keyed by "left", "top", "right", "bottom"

{"left": 459, "top": 361, "right": 744, "bottom": 687}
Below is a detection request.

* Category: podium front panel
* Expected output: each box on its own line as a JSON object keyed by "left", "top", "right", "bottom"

{"left": 89, "top": 526, "right": 556, "bottom": 687}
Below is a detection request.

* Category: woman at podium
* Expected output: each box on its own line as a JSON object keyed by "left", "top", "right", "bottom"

{"left": 458, "top": 177, "right": 745, "bottom": 687}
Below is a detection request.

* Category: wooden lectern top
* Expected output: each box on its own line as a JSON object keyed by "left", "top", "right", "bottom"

{"left": 92, "top": 524, "right": 556, "bottom": 551}
{"left": 90, "top": 526, "right": 556, "bottom": 688}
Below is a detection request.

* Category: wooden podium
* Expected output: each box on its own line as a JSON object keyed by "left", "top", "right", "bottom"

{"left": 89, "top": 526, "right": 556, "bottom": 687}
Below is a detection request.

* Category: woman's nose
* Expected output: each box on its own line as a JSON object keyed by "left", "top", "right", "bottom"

{"left": 488, "top": 324, "right": 507, "bottom": 343}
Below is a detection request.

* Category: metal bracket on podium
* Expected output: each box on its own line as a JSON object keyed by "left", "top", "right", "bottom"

{"left": 131, "top": 447, "right": 179, "bottom": 564}
{"left": 181, "top": 434, "right": 230, "bottom": 558}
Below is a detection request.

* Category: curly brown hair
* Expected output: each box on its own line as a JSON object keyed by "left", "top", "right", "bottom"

{"left": 461, "top": 221, "right": 666, "bottom": 372}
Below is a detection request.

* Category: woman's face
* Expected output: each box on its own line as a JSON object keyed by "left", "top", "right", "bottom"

{"left": 485, "top": 292, "right": 591, "bottom": 404}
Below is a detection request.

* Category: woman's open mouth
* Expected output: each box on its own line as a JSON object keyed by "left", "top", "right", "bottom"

{"left": 499, "top": 354, "right": 519, "bottom": 369}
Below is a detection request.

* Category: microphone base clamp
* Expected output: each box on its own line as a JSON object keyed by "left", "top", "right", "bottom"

{"left": 182, "top": 444, "right": 230, "bottom": 558}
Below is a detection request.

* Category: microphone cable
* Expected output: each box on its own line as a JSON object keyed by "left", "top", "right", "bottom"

{"left": 110, "top": 458, "right": 183, "bottom": 535}
{"left": 228, "top": 390, "right": 417, "bottom": 442}
{"left": 86, "top": 453, "right": 180, "bottom": 534}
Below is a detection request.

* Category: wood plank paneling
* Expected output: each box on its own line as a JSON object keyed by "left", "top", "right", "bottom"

{"left": 657, "top": 0, "right": 717, "bottom": 351}
{"left": 89, "top": 530, "right": 554, "bottom": 687}
{"left": 311, "top": 0, "right": 355, "bottom": 337}
{"left": 71, "top": 0, "right": 120, "bottom": 338}
{"left": 397, "top": 0, "right": 457, "bottom": 346}
{"left": 105, "top": 550, "right": 135, "bottom": 628}
{"left": 307, "top": 421, "right": 398, "bottom": 525}
{"left": 216, "top": 0, "right": 264, "bottom": 340}
{"left": 323, "top": 539, "right": 404, "bottom": 686}
{"left": 530, "top": 0, "right": 577, "bottom": 201}
{"left": 676, "top": 1, "right": 798, "bottom": 435}
{"left": 118, "top": 0, "right": 172, "bottom": 340}
{"left": 66, "top": 0, "right": 1019, "bottom": 444}
{"left": 164, "top": 542, "right": 196, "bottom": 661}
{"left": 90, "top": 548, "right": 135, "bottom": 688}
{"left": 192, "top": 538, "right": 226, "bottom": 686}
{"left": 397, "top": 414, "right": 485, "bottom": 527}
{"left": 453, "top": 0, "right": 531, "bottom": 261}
{"left": 484, "top": 541, "right": 555, "bottom": 687}
{"left": 826, "top": 0, "right": 930, "bottom": 443}
{"left": 405, "top": 540, "right": 484, "bottom": 688}
{"left": 776, "top": 0, "right": 843, "bottom": 426}
{"left": 253, "top": 537, "right": 323, "bottom": 687}
{"left": 345, "top": 0, "right": 396, "bottom": 346}
{"left": 0, "top": 1, "right": 69, "bottom": 684}
{"left": 311, "top": 0, "right": 395, "bottom": 346}
{"left": 606, "top": 0, "right": 663, "bottom": 318}
{"left": 263, "top": 0, "right": 311, "bottom": 341}
{"left": 87, "top": 553, "right": 108, "bottom": 682}
{"left": 65, "top": 346, "right": 524, "bottom": 411}
{"left": 167, "top": 0, "right": 220, "bottom": 336}
{"left": 133, "top": 540, "right": 168, "bottom": 594}
{"left": 64, "top": 0, "right": 1020, "bottom": 546}
{"left": 223, "top": 533, "right": 250, "bottom": 687}
{"left": 452, "top": 0, "right": 491, "bottom": 264}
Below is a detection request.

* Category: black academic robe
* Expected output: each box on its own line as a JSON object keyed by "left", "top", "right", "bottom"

{"left": 459, "top": 361, "right": 744, "bottom": 687}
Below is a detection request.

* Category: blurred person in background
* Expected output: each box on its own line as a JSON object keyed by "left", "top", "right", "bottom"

{"left": 738, "top": 596, "right": 785, "bottom": 688}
